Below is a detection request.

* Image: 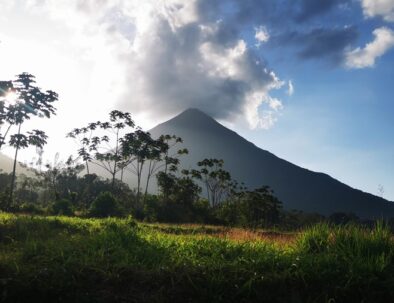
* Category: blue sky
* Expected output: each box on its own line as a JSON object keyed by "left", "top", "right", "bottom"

{"left": 0, "top": 0, "right": 393, "bottom": 200}
{"left": 241, "top": 1, "right": 394, "bottom": 200}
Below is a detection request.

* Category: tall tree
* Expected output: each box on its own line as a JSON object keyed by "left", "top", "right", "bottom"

{"left": 241, "top": 186, "right": 282, "bottom": 228}
{"left": 121, "top": 128, "right": 155, "bottom": 203}
{"left": 190, "top": 158, "right": 233, "bottom": 207}
{"left": 0, "top": 73, "right": 58, "bottom": 205}
{"left": 67, "top": 110, "right": 135, "bottom": 189}
{"left": 142, "top": 135, "right": 188, "bottom": 201}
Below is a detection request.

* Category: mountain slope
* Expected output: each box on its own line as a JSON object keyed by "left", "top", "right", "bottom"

{"left": 150, "top": 108, "right": 394, "bottom": 219}
{"left": 0, "top": 153, "right": 30, "bottom": 175}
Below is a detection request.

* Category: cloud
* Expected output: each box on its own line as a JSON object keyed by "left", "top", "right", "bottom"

{"left": 287, "top": 80, "right": 294, "bottom": 96}
{"left": 295, "top": 0, "right": 349, "bottom": 22}
{"left": 278, "top": 26, "right": 358, "bottom": 64}
{"left": 123, "top": 13, "right": 284, "bottom": 128}
{"left": 255, "top": 26, "right": 270, "bottom": 46}
{"left": 17, "top": 0, "right": 287, "bottom": 130}
{"left": 345, "top": 27, "right": 394, "bottom": 68}
{"left": 361, "top": 0, "right": 394, "bottom": 22}
{"left": 244, "top": 94, "right": 283, "bottom": 129}
{"left": 6, "top": 0, "right": 376, "bottom": 129}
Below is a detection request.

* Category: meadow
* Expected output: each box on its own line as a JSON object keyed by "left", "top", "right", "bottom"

{"left": 0, "top": 213, "right": 393, "bottom": 303}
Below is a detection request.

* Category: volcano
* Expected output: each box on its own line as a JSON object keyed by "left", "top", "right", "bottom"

{"left": 149, "top": 108, "right": 394, "bottom": 219}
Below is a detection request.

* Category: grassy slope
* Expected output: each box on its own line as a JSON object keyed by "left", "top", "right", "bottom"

{"left": 0, "top": 214, "right": 393, "bottom": 303}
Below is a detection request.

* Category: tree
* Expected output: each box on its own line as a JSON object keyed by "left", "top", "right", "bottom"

{"left": 329, "top": 212, "right": 359, "bottom": 225}
{"left": 156, "top": 170, "right": 201, "bottom": 222}
{"left": 240, "top": 186, "right": 282, "bottom": 228}
{"left": 67, "top": 110, "right": 135, "bottom": 189}
{"left": 89, "top": 191, "right": 120, "bottom": 217}
{"left": 141, "top": 134, "right": 188, "bottom": 202}
{"left": 121, "top": 128, "right": 155, "bottom": 203}
{"left": 0, "top": 73, "right": 58, "bottom": 206}
{"left": 52, "top": 199, "right": 73, "bottom": 216}
{"left": 190, "top": 158, "right": 233, "bottom": 207}
{"left": 34, "top": 154, "right": 85, "bottom": 202}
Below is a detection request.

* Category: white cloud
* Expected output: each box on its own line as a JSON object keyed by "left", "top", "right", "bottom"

{"left": 244, "top": 90, "right": 284, "bottom": 129}
{"left": 361, "top": 0, "right": 394, "bottom": 22}
{"left": 255, "top": 26, "right": 270, "bottom": 46}
{"left": 345, "top": 27, "right": 394, "bottom": 68}
{"left": 1, "top": 0, "right": 285, "bottom": 132}
{"left": 287, "top": 80, "right": 294, "bottom": 96}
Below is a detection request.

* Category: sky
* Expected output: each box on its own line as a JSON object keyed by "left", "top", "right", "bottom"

{"left": 0, "top": 0, "right": 393, "bottom": 200}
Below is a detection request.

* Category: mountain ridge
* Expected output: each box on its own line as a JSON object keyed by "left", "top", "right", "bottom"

{"left": 150, "top": 108, "right": 394, "bottom": 219}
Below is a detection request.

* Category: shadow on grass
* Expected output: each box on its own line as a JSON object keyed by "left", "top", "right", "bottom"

{"left": 145, "top": 224, "right": 226, "bottom": 236}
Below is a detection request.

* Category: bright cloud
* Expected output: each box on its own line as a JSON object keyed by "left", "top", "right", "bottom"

{"left": 345, "top": 27, "right": 394, "bottom": 68}
{"left": 10, "top": 0, "right": 285, "bottom": 130}
{"left": 255, "top": 26, "right": 270, "bottom": 46}
{"left": 361, "top": 0, "right": 394, "bottom": 22}
{"left": 287, "top": 80, "right": 294, "bottom": 96}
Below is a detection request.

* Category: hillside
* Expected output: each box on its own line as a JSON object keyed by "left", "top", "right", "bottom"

{"left": 0, "top": 153, "right": 30, "bottom": 175}
{"left": 149, "top": 108, "right": 394, "bottom": 219}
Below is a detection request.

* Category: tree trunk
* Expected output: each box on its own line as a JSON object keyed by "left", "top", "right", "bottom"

{"left": 112, "top": 172, "right": 116, "bottom": 190}
{"left": 144, "top": 161, "right": 153, "bottom": 203}
{"left": 85, "top": 161, "right": 90, "bottom": 174}
{"left": 9, "top": 123, "right": 21, "bottom": 207}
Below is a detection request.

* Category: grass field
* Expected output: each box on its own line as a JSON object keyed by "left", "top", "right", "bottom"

{"left": 0, "top": 213, "right": 393, "bottom": 302}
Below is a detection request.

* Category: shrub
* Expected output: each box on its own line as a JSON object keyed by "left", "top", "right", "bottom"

{"left": 89, "top": 192, "right": 120, "bottom": 217}
{"left": 0, "top": 190, "right": 10, "bottom": 211}
{"left": 52, "top": 199, "right": 74, "bottom": 216}
{"left": 19, "top": 203, "right": 44, "bottom": 215}
{"left": 329, "top": 212, "right": 359, "bottom": 225}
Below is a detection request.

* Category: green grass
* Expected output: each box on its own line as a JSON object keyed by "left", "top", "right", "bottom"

{"left": 0, "top": 213, "right": 393, "bottom": 302}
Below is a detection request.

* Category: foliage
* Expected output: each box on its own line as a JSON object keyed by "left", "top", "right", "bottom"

{"left": 190, "top": 158, "right": 233, "bottom": 207}
{"left": 89, "top": 191, "right": 121, "bottom": 217}
{"left": 329, "top": 212, "right": 360, "bottom": 225}
{"left": 18, "top": 202, "right": 45, "bottom": 215}
{"left": 0, "top": 73, "right": 57, "bottom": 149}
{"left": 67, "top": 110, "right": 135, "bottom": 186}
{"left": 213, "top": 186, "right": 282, "bottom": 228}
{"left": 155, "top": 172, "right": 202, "bottom": 222}
{"left": 121, "top": 128, "right": 157, "bottom": 201}
{"left": 51, "top": 199, "right": 73, "bottom": 216}
{"left": 0, "top": 73, "right": 58, "bottom": 204}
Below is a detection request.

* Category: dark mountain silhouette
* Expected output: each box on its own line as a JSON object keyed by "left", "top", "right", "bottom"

{"left": 150, "top": 108, "right": 394, "bottom": 219}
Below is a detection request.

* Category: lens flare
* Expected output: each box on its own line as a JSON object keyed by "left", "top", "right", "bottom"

{"left": 5, "top": 91, "right": 18, "bottom": 104}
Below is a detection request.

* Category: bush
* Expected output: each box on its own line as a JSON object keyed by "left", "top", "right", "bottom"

{"left": 329, "top": 212, "right": 359, "bottom": 225}
{"left": 89, "top": 192, "right": 120, "bottom": 217}
{"left": 19, "top": 203, "right": 44, "bottom": 215}
{"left": 0, "top": 190, "right": 11, "bottom": 211}
{"left": 52, "top": 199, "right": 74, "bottom": 216}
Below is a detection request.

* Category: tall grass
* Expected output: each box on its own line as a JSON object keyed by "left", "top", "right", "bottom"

{"left": 0, "top": 213, "right": 393, "bottom": 302}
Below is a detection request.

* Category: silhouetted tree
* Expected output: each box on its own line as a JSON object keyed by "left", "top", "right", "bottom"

{"left": 0, "top": 73, "right": 58, "bottom": 206}
{"left": 191, "top": 158, "right": 233, "bottom": 207}
{"left": 156, "top": 170, "right": 201, "bottom": 222}
{"left": 142, "top": 134, "right": 188, "bottom": 201}
{"left": 240, "top": 186, "right": 282, "bottom": 228}
{"left": 121, "top": 128, "right": 155, "bottom": 203}
{"left": 34, "top": 154, "right": 84, "bottom": 201}
{"left": 67, "top": 110, "right": 135, "bottom": 189}
{"left": 90, "top": 191, "right": 120, "bottom": 217}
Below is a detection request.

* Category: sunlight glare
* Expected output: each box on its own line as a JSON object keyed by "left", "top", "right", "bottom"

{"left": 5, "top": 91, "right": 18, "bottom": 104}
